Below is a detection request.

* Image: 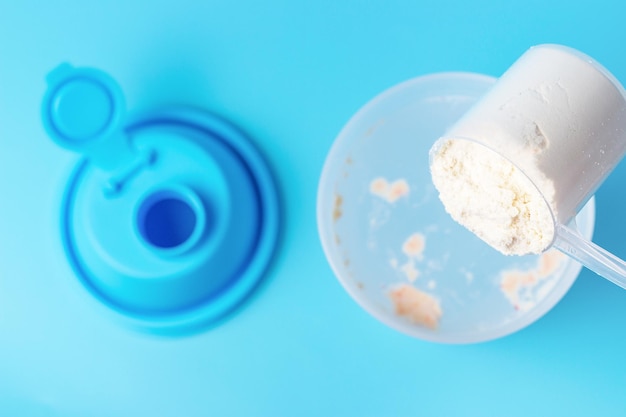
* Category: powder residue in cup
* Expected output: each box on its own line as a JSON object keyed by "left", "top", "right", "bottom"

{"left": 500, "top": 249, "right": 566, "bottom": 311}
{"left": 401, "top": 262, "right": 420, "bottom": 282}
{"left": 333, "top": 194, "right": 343, "bottom": 222}
{"left": 402, "top": 233, "right": 425, "bottom": 259}
{"left": 430, "top": 138, "right": 555, "bottom": 255}
{"left": 393, "top": 233, "right": 426, "bottom": 282}
{"left": 370, "top": 177, "right": 409, "bottom": 203}
{"left": 389, "top": 284, "right": 442, "bottom": 329}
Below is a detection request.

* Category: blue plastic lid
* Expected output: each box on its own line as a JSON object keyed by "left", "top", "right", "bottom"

{"left": 42, "top": 64, "right": 279, "bottom": 333}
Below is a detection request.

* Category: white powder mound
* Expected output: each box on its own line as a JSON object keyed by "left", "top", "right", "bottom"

{"left": 430, "top": 139, "right": 555, "bottom": 255}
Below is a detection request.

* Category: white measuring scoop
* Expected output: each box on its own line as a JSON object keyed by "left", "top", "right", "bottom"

{"left": 429, "top": 44, "right": 626, "bottom": 289}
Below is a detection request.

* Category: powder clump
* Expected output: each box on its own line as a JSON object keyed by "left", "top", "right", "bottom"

{"left": 430, "top": 138, "right": 555, "bottom": 255}
{"left": 389, "top": 284, "right": 442, "bottom": 329}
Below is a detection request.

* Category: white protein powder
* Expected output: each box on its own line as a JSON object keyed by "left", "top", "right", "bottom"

{"left": 430, "top": 138, "right": 555, "bottom": 255}
{"left": 430, "top": 44, "right": 626, "bottom": 255}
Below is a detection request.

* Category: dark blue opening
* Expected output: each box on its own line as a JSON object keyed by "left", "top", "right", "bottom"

{"left": 140, "top": 197, "right": 197, "bottom": 249}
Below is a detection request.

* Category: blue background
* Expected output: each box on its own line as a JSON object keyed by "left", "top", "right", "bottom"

{"left": 2, "top": 0, "right": 626, "bottom": 416}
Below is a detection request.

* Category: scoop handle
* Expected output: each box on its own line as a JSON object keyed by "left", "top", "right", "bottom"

{"left": 553, "top": 222, "right": 626, "bottom": 289}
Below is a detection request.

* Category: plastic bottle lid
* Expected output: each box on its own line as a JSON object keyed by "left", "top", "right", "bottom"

{"left": 42, "top": 64, "right": 279, "bottom": 333}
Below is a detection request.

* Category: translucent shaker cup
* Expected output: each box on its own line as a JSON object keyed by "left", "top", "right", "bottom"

{"left": 318, "top": 69, "right": 595, "bottom": 343}
{"left": 430, "top": 44, "right": 626, "bottom": 289}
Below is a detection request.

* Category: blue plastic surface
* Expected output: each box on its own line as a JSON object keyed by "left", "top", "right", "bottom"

{"left": 43, "top": 66, "right": 280, "bottom": 332}
{"left": 3, "top": 1, "right": 626, "bottom": 416}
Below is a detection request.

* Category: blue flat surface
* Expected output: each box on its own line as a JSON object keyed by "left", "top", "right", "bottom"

{"left": 2, "top": 0, "right": 626, "bottom": 416}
